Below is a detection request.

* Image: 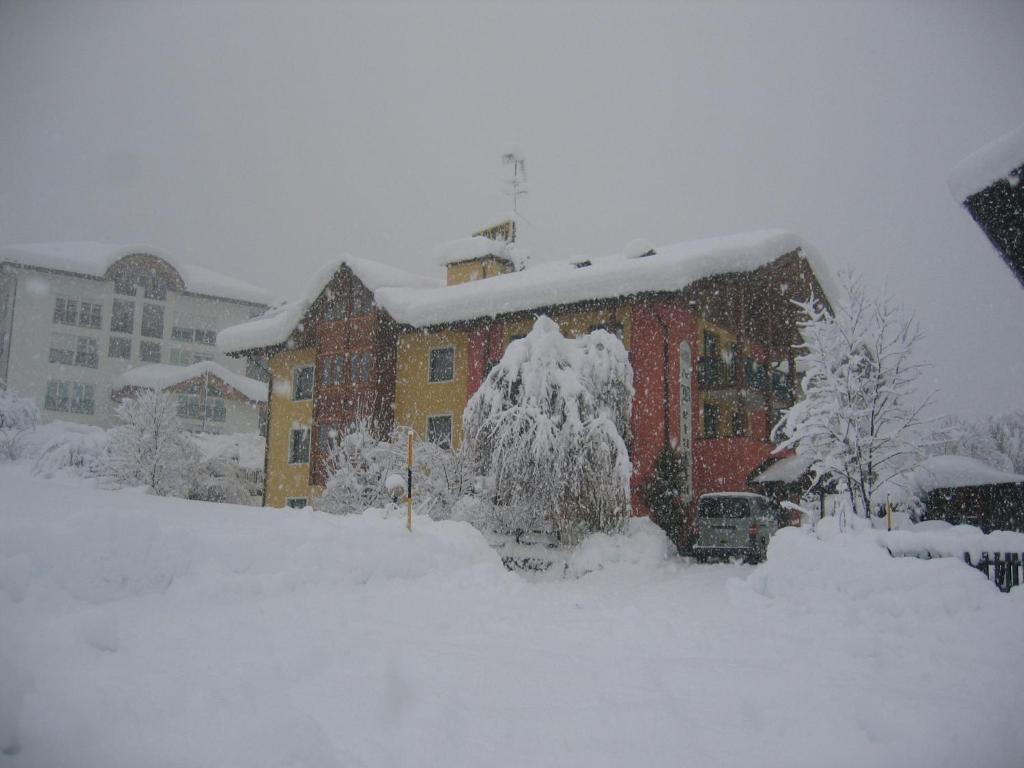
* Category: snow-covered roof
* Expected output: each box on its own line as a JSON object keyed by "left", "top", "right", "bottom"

{"left": 112, "top": 361, "right": 268, "bottom": 402}
{"left": 751, "top": 453, "right": 816, "bottom": 484}
{"left": 0, "top": 242, "right": 272, "bottom": 305}
{"left": 433, "top": 236, "right": 512, "bottom": 267}
{"left": 219, "top": 229, "right": 834, "bottom": 353}
{"left": 910, "top": 455, "right": 1024, "bottom": 494}
{"left": 378, "top": 229, "right": 835, "bottom": 328}
{"left": 217, "top": 256, "right": 439, "bottom": 354}
{"left": 947, "top": 123, "right": 1024, "bottom": 201}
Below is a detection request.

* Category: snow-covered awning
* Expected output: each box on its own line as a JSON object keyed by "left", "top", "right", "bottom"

{"left": 112, "top": 361, "right": 268, "bottom": 403}
{"left": 751, "top": 453, "right": 816, "bottom": 484}
{"left": 948, "top": 123, "right": 1024, "bottom": 201}
{"left": 0, "top": 242, "right": 272, "bottom": 305}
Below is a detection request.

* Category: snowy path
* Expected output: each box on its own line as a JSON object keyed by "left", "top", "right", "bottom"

{"left": 1, "top": 465, "right": 1022, "bottom": 768}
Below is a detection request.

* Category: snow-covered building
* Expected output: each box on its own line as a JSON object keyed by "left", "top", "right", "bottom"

{"left": 222, "top": 223, "right": 836, "bottom": 512}
{"left": 910, "top": 455, "right": 1024, "bottom": 533}
{"left": 111, "top": 361, "right": 268, "bottom": 436}
{"left": 0, "top": 243, "right": 271, "bottom": 427}
{"left": 948, "top": 123, "right": 1024, "bottom": 287}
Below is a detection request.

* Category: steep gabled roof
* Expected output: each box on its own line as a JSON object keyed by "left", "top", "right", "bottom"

{"left": 217, "top": 256, "right": 439, "bottom": 355}
{"left": 112, "top": 361, "right": 268, "bottom": 402}
{"left": 0, "top": 242, "right": 272, "bottom": 305}
{"left": 948, "top": 123, "right": 1024, "bottom": 201}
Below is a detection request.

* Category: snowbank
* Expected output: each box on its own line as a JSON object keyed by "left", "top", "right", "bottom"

{"left": 566, "top": 517, "right": 676, "bottom": 577}
{"left": 3, "top": 465, "right": 1023, "bottom": 768}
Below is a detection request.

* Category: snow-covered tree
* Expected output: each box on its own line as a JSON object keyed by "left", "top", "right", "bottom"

{"left": 105, "top": 390, "right": 198, "bottom": 496}
{"left": 925, "top": 415, "right": 1013, "bottom": 471}
{"left": 0, "top": 386, "right": 39, "bottom": 461}
{"left": 773, "top": 273, "right": 929, "bottom": 521}
{"left": 987, "top": 411, "right": 1024, "bottom": 474}
{"left": 189, "top": 451, "right": 256, "bottom": 505}
{"left": 463, "top": 316, "right": 633, "bottom": 544}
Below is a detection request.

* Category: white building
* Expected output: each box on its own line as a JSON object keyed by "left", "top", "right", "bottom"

{"left": 0, "top": 243, "right": 271, "bottom": 427}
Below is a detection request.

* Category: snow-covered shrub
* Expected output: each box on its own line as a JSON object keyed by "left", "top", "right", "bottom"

{"left": 463, "top": 316, "right": 633, "bottom": 545}
{"left": 32, "top": 425, "right": 109, "bottom": 478}
{"left": 105, "top": 390, "right": 198, "bottom": 496}
{"left": 773, "top": 273, "right": 928, "bottom": 523}
{"left": 0, "top": 386, "right": 40, "bottom": 461}
{"left": 189, "top": 453, "right": 255, "bottom": 505}
{"left": 318, "top": 423, "right": 468, "bottom": 519}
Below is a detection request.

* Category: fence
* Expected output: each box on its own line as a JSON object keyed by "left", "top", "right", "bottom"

{"left": 887, "top": 545, "right": 1023, "bottom": 593}
{"left": 963, "top": 552, "right": 1023, "bottom": 593}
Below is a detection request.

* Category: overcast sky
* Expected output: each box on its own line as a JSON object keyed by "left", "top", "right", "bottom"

{"left": 1, "top": 0, "right": 1022, "bottom": 418}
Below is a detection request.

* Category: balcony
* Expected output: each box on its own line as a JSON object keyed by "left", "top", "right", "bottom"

{"left": 697, "top": 355, "right": 796, "bottom": 403}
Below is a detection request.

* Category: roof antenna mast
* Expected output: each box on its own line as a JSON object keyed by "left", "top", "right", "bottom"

{"left": 501, "top": 146, "right": 527, "bottom": 216}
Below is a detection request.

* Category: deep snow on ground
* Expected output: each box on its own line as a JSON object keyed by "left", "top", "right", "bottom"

{"left": 1, "top": 465, "right": 1023, "bottom": 768}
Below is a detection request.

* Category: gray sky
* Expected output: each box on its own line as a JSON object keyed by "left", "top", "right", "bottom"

{"left": 2, "top": 0, "right": 1022, "bottom": 418}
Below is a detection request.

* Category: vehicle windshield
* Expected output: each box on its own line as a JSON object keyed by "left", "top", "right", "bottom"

{"left": 698, "top": 497, "right": 756, "bottom": 518}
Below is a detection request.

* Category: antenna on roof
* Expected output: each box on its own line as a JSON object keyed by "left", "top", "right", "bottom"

{"left": 501, "top": 146, "right": 527, "bottom": 216}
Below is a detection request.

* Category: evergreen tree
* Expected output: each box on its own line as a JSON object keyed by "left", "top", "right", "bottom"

{"left": 641, "top": 445, "right": 689, "bottom": 545}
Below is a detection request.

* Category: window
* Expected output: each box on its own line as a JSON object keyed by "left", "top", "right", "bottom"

{"left": 44, "top": 381, "right": 70, "bottom": 411}
{"left": 111, "top": 300, "right": 134, "bottom": 333}
{"left": 247, "top": 356, "right": 270, "bottom": 383}
{"left": 703, "top": 403, "right": 719, "bottom": 439}
{"left": 317, "top": 423, "right": 342, "bottom": 454}
{"left": 141, "top": 275, "right": 166, "bottom": 300}
{"left": 351, "top": 352, "right": 370, "bottom": 383}
{"left": 141, "top": 304, "right": 164, "bottom": 338}
{"left": 703, "top": 330, "right": 718, "bottom": 359}
{"left": 53, "top": 298, "right": 78, "bottom": 325}
{"left": 140, "top": 341, "right": 161, "bottom": 363}
{"left": 426, "top": 414, "right": 452, "bottom": 448}
{"left": 428, "top": 347, "right": 454, "bottom": 383}
{"left": 177, "top": 393, "right": 200, "bottom": 419}
{"left": 49, "top": 333, "right": 76, "bottom": 365}
{"left": 70, "top": 383, "right": 94, "bottom": 414}
{"left": 78, "top": 302, "right": 102, "bottom": 329}
{"left": 352, "top": 286, "right": 372, "bottom": 316}
{"left": 113, "top": 274, "right": 136, "bottom": 296}
{"left": 108, "top": 337, "right": 131, "bottom": 359}
{"left": 731, "top": 405, "right": 747, "bottom": 437}
{"left": 257, "top": 407, "right": 269, "bottom": 437}
{"left": 286, "top": 498, "right": 308, "bottom": 509}
{"left": 320, "top": 355, "right": 344, "bottom": 386}
{"left": 171, "top": 326, "right": 194, "bottom": 342}
{"left": 75, "top": 337, "right": 99, "bottom": 368}
{"left": 169, "top": 348, "right": 189, "bottom": 366}
{"left": 207, "top": 397, "right": 226, "bottom": 422}
{"left": 194, "top": 329, "right": 216, "bottom": 346}
{"left": 293, "top": 365, "right": 314, "bottom": 400}
{"left": 289, "top": 427, "right": 310, "bottom": 464}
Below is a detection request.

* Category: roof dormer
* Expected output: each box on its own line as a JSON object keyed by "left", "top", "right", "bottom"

{"left": 434, "top": 219, "right": 517, "bottom": 286}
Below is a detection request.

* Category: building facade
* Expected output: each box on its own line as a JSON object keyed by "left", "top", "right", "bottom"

{"left": 0, "top": 243, "right": 270, "bottom": 428}
{"left": 222, "top": 229, "right": 835, "bottom": 514}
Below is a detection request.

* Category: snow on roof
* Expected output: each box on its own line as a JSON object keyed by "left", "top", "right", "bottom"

{"left": 433, "top": 236, "right": 512, "bottom": 267}
{"left": 217, "top": 256, "right": 438, "bottom": 354}
{"left": 379, "top": 229, "right": 835, "bottom": 328}
{"left": 0, "top": 242, "right": 272, "bottom": 305}
{"left": 910, "top": 455, "right": 1024, "bottom": 494}
{"left": 751, "top": 453, "right": 816, "bottom": 484}
{"left": 948, "top": 123, "right": 1024, "bottom": 201}
{"left": 113, "top": 361, "right": 268, "bottom": 402}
